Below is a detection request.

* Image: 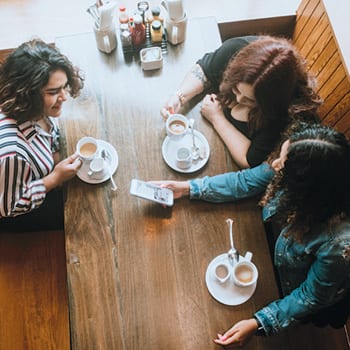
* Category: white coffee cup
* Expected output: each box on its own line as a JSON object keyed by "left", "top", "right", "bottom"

{"left": 166, "top": 113, "right": 189, "bottom": 140}
{"left": 93, "top": 23, "right": 117, "bottom": 53}
{"left": 232, "top": 254, "right": 258, "bottom": 288}
{"left": 87, "top": 157, "right": 105, "bottom": 179}
{"left": 175, "top": 146, "right": 192, "bottom": 169}
{"left": 166, "top": 13, "right": 187, "bottom": 45}
{"left": 76, "top": 137, "right": 99, "bottom": 162}
{"left": 214, "top": 261, "right": 231, "bottom": 284}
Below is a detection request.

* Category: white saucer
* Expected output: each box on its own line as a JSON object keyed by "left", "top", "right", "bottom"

{"left": 77, "top": 140, "right": 119, "bottom": 184}
{"left": 205, "top": 253, "right": 257, "bottom": 306}
{"left": 162, "top": 130, "right": 210, "bottom": 173}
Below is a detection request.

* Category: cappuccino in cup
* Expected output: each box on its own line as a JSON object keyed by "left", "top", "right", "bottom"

{"left": 235, "top": 264, "right": 254, "bottom": 284}
{"left": 169, "top": 120, "right": 187, "bottom": 134}
{"left": 232, "top": 260, "right": 258, "bottom": 287}
{"left": 80, "top": 142, "right": 97, "bottom": 157}
{"left": 76, "top": 136, "right": 99, "bottom": 161}
{"left": 166, "top": 114, "right": 189, "bottom": 140}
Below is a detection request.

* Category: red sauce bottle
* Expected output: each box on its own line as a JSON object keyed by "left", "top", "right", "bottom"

{"left": 131, "top": 14, "right": 146, "bottom": 47}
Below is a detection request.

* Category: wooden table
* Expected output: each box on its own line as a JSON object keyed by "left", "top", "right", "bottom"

{"left": 55, "top": 17, "right": 345, "bottom": 350}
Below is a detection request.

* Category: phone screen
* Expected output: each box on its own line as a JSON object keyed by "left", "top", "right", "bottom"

{"left": 130, "top": 180, "right": 174, "bottom": 206}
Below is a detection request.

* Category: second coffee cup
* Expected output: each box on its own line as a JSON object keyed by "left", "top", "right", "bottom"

{"left": 166, "top": 113, "right": 189, "bottom": 140}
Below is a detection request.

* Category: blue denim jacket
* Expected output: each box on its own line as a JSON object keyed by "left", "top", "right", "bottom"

{"left": 189, "top": 164, "right": 350, "bottom": 335}
{"left": 255, "top": 219, "right": 350, "bottom": 335}
{"left": 189, "top": 162, "right": 274, "bottom": 202}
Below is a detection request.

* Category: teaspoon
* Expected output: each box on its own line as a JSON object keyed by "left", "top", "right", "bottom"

{"left": 189, "top": 118, "right": 200, "bottom": 160}
{"left": 226, "top": 218, "right": 239, "bottom": 265}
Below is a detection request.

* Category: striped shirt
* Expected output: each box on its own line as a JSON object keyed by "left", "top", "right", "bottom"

{"left": 0, "top": 114, "right": 60, "bottom": 218}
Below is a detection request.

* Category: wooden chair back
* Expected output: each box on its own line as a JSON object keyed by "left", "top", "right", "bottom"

{"left": 293, "top": 0, "right": 350, "bottom": 137}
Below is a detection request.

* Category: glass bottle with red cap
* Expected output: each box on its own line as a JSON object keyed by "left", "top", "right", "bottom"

{"left": 118, "top": 6, "right": 129, "bottom": 25}
{"left": 131, "top": 14, "right": 146, "bottom": 47}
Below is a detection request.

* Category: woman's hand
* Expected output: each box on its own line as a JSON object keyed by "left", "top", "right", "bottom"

{"left": 200, "top": 93, "right": 225, "bottom": 125}
{"left": 160, "top": 94, "right": 182, "bottom": 119}
{"left": 213, "top": 318, "right": 258, "bottom": 348}
{"left": 43, "top": 153, "right": 82, "bottom": 191}
{"left": 151, "top": 180, "right": 190, "bottom": 200}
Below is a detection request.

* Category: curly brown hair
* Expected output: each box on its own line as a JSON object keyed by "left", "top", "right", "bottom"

{"left": 217, "top": 36, "right": 321, "bottom": 136}
{"left": 0, "top": 38, "right": 84, "bottom": 122}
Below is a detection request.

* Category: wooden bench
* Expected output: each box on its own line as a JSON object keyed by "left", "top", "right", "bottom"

{"left": 0, "top": 230, "right": 70, "bottom": 350}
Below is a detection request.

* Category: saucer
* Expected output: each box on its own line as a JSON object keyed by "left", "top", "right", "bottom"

{"left": 77, "top": 140, "right": 119, "bottom": 184}
{"left": 205, "top": 253, "right": 257, "bottom": 306}
{"left": 162, "top": 130, "right": 210, "bottom": 173}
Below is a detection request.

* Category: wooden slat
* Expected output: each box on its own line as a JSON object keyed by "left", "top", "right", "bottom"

{"left": 302, "top": 16, "right": 333, "bottom": 70}
{"left": 294, "top": 0, "right": 350, "bottom": 132}
{"left": 294, "top": 5, "right": 326, "bottom": 55}
{"left": 308, "top": 38, "right": 336, "bottom": 78}
{"left": 316, "top": 55, "right": 341, "bottom": 91}
{"left": 334, "top": 107, "right": 350, "bottom": 134}
{"left": 321, "top": 81, "right": 350, "bottom": 126}
{"left": 318, "top": 65, "right": 346, "bottom": 105}
{"left": 0, "top": 230, "right": 70, "bottom": 350}
{"left": 293, "top": 0, "right": 320, "bottom": 45}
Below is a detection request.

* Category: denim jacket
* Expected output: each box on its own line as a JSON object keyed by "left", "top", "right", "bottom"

{"left": 189, "top": 162, "right": 274, "bottom": 202}
{"left": 189, "top": 164, "right": 350, "bottom": 336}
{"left": 255, "top": 218, "right": 350, "bottom": 335}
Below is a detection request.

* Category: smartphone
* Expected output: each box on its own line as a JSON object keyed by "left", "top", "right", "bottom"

{"left": 130, "top": 179, "right": 174, "bottom": 206}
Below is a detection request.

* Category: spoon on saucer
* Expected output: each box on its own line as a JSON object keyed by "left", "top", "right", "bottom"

{"left": 189, "top": 118, "right": 200, "bottom": 160}
{"left": 226, "top": 218, "right": 239, "bottom": 265}
{"left": 101, "top": 149, "right": 118, "bottom": 191}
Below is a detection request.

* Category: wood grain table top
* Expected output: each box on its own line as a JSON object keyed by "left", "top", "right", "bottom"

{"left": 55, "top": 17, "right": 346, "bottom": 350}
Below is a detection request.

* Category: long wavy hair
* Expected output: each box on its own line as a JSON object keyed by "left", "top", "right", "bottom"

{"left": 217, "top": 36, "right": 321, "bottom": 136}
{"left": 260, "top": 124, "right": 350, "bottom": 239}
{"left": 0, "top": 38, "right": 84, "bottom": 122}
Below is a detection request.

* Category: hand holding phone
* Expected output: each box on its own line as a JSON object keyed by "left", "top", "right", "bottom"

{"left": 130, "top": 179, "right": 174, "bottom": 206}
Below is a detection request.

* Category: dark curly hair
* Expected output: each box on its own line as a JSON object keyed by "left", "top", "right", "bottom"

{"left": 0, "top": 38, "right": 84, "bottom": 122}
{"left": 261, "top": 124, "right": 350, "bottom": 239}
{"left": 217, "top": 36, "right": 322, "bottom": 136}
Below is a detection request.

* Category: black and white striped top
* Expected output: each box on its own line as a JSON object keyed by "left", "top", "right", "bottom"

{"left": 0, "top": 114, "right": 60, "bottom": 218}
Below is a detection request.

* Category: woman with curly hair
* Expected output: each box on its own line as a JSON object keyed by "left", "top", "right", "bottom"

{"left": 161, "top": 36, "right": 321, "bottom": 168}
{"left": 213, "top": 124, "right": 350, "bottom": 346}
{"left": 0, "top": 39, "right": 84, "bottom": 230}
{"left": 152, "top": 124, "right": 350, "bottom": 345}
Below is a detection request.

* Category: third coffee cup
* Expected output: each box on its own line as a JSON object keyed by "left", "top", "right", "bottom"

{"left": 232, "top": 259, "right": 258, "bottom": 288}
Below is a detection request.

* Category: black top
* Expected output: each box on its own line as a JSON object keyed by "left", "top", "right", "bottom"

{"left": 196, "top": 36, "right": 281, "bottom": 167}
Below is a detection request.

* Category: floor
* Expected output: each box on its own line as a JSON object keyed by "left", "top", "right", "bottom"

{"left": 0, "top": 0, "right": 300, "bottom": 49}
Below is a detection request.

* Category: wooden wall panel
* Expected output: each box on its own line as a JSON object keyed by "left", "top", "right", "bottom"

{"left": 293, "top": 0, "right": 320, "bottom": 45}
{"left": 293, "top": 0, "right": 350, "bottom": 134}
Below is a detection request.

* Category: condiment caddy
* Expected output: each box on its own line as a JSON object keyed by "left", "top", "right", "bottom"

{"left": 117, "top": 2, "right": 168, "bottom": 56}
